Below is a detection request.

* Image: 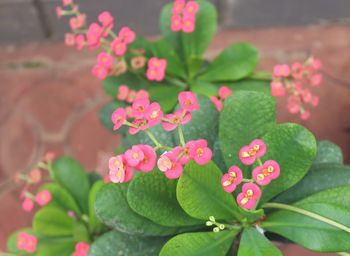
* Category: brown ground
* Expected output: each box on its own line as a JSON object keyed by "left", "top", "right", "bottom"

{"left": 1, "top": 25, "right": 350, "bottom": 255}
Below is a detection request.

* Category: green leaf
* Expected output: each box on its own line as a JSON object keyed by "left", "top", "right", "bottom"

{"left": 36, "top": 237, "right": 76, "bottom": 256}
{"left": 177, "top": 161, "right": 241, "bottom": 220}
{"left": 89, "top": 180, "right": 105, "bottom": 233}
{"left": 191, "top": 81, "right": 218, "bottom": 97}
{"left": 148, "top": 85, "right": 183, "bottom": 113}
{"left": 160, "top": 0, "right": 217, "bottom": 62}
{"left": 127, "top": 171, "right": 202, "bottom": 227}
{"left": 313, "top": 140, "right": 343, "bottom": 165}
{"left": 72, "top": 222, "right": 90, "bottom": 243}
{"left": 33, "top": 206, "right": 75, "bottom": 237}
{"left": 219, "top": 91, "right": 276, "bottom": 173}
{"left": 238, "top": 228, "right": 282, "bottom": 256}
{"left": 259, "top": 124, "right": 317, "bottom": 204}
{"left": 151, "top": 39, "right": 186, "bottom": 78}
{"left": 273, "top": 163, "right": 350, "bottom": 204}
{"left": 99, "top": 101, "right": 126, "bottom": 132}
{"left": 102, "top": 72, "right": 144, "bottom": 97}
{"left": 178, "top": 95, "right": 219, "bottom": 146}
{"left": 40, "top": 183, "right": 81, "bottom": 215}
{"left": 88, "top": 230, "right": 167, "bottom": 256}
{"left": 223, "top": 79, "right": 270, "bottom": 94}
{"left": 160, "top": 230, "right": 238, "bottom": 256}
{"left": 262, "top": 202, "right": 350, "bottom": 252}
{"left": 52, "top": 156, "right": 90, "bottom": 213}
{"left": 199, "top": 43, "right": 259, "bottom": 82}
{"left": 95, "top": 183, "right": 187, "bottom": 236}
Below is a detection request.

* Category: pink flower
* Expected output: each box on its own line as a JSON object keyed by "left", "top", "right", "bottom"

{"left": 146, "top": 58, "right": 167, "bottom": 81}
{"left": 22, "top": 198, "right": 34, "bottom": 212}
{"left": 301, "top": 111, "right": 311, "bottom": 120}
{"left": 125, "top": 145, "right": 145, "bottom": 167}
{"left": 136, "top": 90, "right": 150, "bottom": 100}
{"left": 312, "top": 96, "right": 319, "bottom": 107}
{"left": 310, "top": 74, "right": 322, "bottom": 87}
{"left": 310, "top": 57, "right": 322, "bottom": 70}
{"left": 239, "top": 139, "right": 267, "bottom": 165}
{"left": 252, "top": 160, "right": 280, "bottom": 186}
{"left": 62, "top": 0, "right": 72, "bottom": 6}
{"left": 135, "top": 145, "right": 157, "bottom": 172}
{"left": 171, "top": 15, "right": 183, "bottom": 32}
{"left": 125, "top": 106, "right": 133, "bottom": 118}
{"left": 271, "top": 81, "right": 286, "bottom": 97}
{"left": 273, "top": 64, "right": 290, "bottom": 78}
{"left": 98, "top": 11, "right": 114, "bottom": 27}
{"left": 97, "top": 52, "right": 113, "bottom": 68}
{"left": 92, "top": 64, "right": 108, "bottom": 80}
{"left": 173, "top": 144, "right": 191, "bottom": 164}
{"left": 182, "top": 17, "right": 195, "bottom": 33}
{"left": 218, "top": 86, "right": 232, "bottom": 99}
{"left": 301, "top": 89, "right": 312, "bottom": 103}
{"left": 128, "top": 119, "right": 149, "bottom": 135}
{"left": 188, "top": 139, "right": 212, "bottom": 165}
{"left": 75, "top": 34, "right": 85, "bottom": 50}
{"left": 236, "top": 183, "right": 261, "bottom": 210}
{"left": 111, "top": 38, "right": 127, "bottom": 56}
{"left": 183, "top": 1, "right": 199, "bottom": 17}
{"left": 172, "top": 0, "right": 185, "bottom": 14}
{"left": 132, "top": 98, "right": 150, "bottom": 119}
{"left": 119, "top": 27, "right": 136, "bottom": 44}
{"left": 221, "top": 166, "right": 243, "bottom": 193}
{"left": 178, "top": 91, "right": 200, "bottom": 112}
{"left": 117, "top": 85, "right": 129, "bottom": 100}
{"left": 56, "top": 6, "right": 63, "bottom": 18}
{"left": 86, "top": 23, "right": 102, "bottom": 49}
{"left": 159, "top": 152, "right": 183, "bottom": 179}
{"left": 291, "top": 62, "right": 304, "bottom": 80}
{"left": 162, "top": 109, "right": 191, "bottom": 131}
{"left": 111, "top": 108, "right": 126, "bottom": 130}
{"left": 127, "top": 90, "right": 137, "bottom": 103}
{"left": 145, "top": 102, "right": 163, "bottom": 127}
{"left": 65, "top": 33, "right": 75, "bottom": 46}
{"left": 29, "top": 168, "right": 41, "bottom": 184}
{"left": 72, "top": 242, "right": 90, "bottom": 256}
{"left": 35, "top": 190, "right": 52, "bottom": 206}
{"left": 17, "top": 232, "right": 37, "bottom": 253}
{"left": 287, "top": 96, "right": 301, "bottom": 114}
{"left": 69, "top": 14, "right": 86, "bottom": 30}
{"left": 109, "top": 155, "right": 133, "bottom": 183}
{"left": 210, "top": 96, "right": 223, "bottom": 112}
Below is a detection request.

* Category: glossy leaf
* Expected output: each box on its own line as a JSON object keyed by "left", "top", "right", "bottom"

{"left": 274, "top": 163, "right": 350, "bottom": 204}
{"left": 36, "top": 237, "right": 76, "bottom": 256}
{"left": 238, "top": 228, "right": 282, "bottom": 256}
{"left": 160, "top": 230, "right": 238, "bottom": 256}
{"left": 52, "top": 156, "right": 90, "bottom": 213}
{"left": 199, "top": 43, "right": 258, "bottom": 82}
{"left": 219, "top": 91, "right": 276, "bottom": 173}
{"left": 262, "top": 202, "right": 350, "bottom": 252}
{"left": 33, "top": 206, "right": 75, "bottom": 237}
{"left": 88, "top": 230, "right": 167, "bottom": 256}
{"left": 259, "top": 123, "right": 317, "bottom": 205}
{"left": 102, "top": 72, "right": 144, "bottom": 97}
{"left": 95, "top": 183, "right": 187, "bottom": 236}
{"left": 223, "top": 79, "right": 270, "bottom": 94}
{"left": 177, "top": 161, "right": 241, "bottom": 220}
{"left": 89, "top": 180, "right": 105, "bottom": 233}
{"left": 148, "top": 85, "right": 183, "bottom": 113}
{"left": 127, "top": 171, "right": 202, "bottom": 227}
{"left": 313, "top": 140, "right": 343, "bottom": 165}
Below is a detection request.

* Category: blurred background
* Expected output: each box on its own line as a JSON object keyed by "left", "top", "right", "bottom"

{"left": 0, "top": 0, "right": 350, "bottom": 255}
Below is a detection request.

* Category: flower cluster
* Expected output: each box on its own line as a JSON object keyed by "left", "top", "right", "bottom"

{"left": 72, "top": 242, "right": 90, "bottom": 256}
{"left": 146, "top": 57, "right": 168, "bottom": 81}
{"left": 271, "top": 57, "right": 322, "bottom": 120}
{"left": 221, "top": 139, "right": 280, "bottom": 210}
{"left": 16, "top": 232, "right": 37, "bottom": 253}
{"left": 210, "top": 86, "right": 232, "bottom": 112}
{"left": 108, "top": 91, "right": 213, "bottom": 181}
{"left": 15, "top": 153, "right": 55, "bottom": 212}
{"left": 171, "top": 0, "right": 199, "bottom": 33}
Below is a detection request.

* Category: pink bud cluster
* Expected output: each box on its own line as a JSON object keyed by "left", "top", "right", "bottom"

{"left": 21, "top": 190, "right": 52, "bottom": 213}
{"left": 271, "top": 57, "right": 323, "bottom": 120}
{"left": 108, "top": 91, "right": 213, "bottom": 181}
{"left": 171, "top": 0, "right": 199, "bottom": 33}
{"left": 16, "top": 232, "right": 37, "bottom": 253}
{"left": 146, "top": 57, "right": 168, "bottom": 81}
{"left": 117, "top": 85, "right": 150, "bottom": 118}
{"left": 221, "top": 139, "right": 280, "bottom": 210}
{"left": 72, "top": 242, "right": 90, "bottom": 256}
{"left": 210, "top": 86, "right": 232, "bottom": 112}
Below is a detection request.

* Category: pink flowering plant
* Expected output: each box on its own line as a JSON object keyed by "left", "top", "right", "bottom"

{"left": 88, "top": 89, "right": 350, "bottom": 256}
{"left": 6, "top": 155, "right": 108, "bottom": 255}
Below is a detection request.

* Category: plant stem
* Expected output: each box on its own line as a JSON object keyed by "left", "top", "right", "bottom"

{"left": 178, "top": 125, "right": 185, "bottom": 146}
{"left": 262, "top": 202, "right": 350, "bottom": 233}
{"left": 337, "top": 253, "right": 350, "bottom": 256}
{"left": 145, "top": 130, "right": 161, "bottom": 148}
{"left": 257, "top": 158, "right": 263, "bottom": 166}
